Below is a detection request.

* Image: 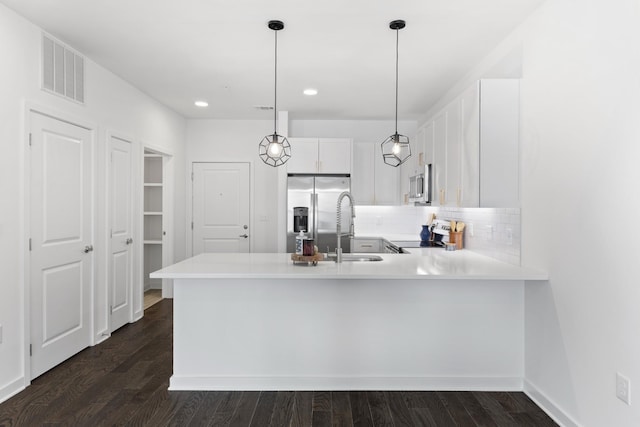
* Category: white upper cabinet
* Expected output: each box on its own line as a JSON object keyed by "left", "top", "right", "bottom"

{"left": 445, "top": 99, "right": 462, "bottom": 206}
{"left": 319, "top": 138, "right": 352, "bottom": 174}
{"left": 432, "top": 110, "right": 447, "bottom": 206}
{"left": 352, "top": 142, "right": 376, "bottom": 204}
{"left": 477, "top": 80, "right": 519, "bottom": 207}
{"left": 286, "top": 138, "right": 352, "bottom": 174}
{"left": 460, "top": 82, "right": 481, "bottom": 207}
{"left": 286, "top": 138, "right": 318, "bottom": 173}
{"left": 417, "top": 79, "right": 519, "bottom": 207}
{"left": 352, "top": 142, "right": 399, "bottom": 205}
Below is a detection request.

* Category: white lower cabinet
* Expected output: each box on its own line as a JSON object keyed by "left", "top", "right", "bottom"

{"left": 352, "top": 142, "right": 399, "bottom": 205}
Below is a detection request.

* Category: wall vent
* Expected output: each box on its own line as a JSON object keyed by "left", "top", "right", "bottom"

{"left": 41, "top": 34, "right": 85, "bottom": 104}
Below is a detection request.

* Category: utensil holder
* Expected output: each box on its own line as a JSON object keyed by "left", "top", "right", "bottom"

{"left": 449, "top": 231, "right": 463, "bottom": 250}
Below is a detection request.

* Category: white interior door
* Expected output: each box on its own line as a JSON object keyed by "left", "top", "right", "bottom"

{"left": 109, "top": 136, "right": 133, "bottom": 331}
{"left": 192, "top": 162, "right": 250, "bottom": 255}
{"left": 29, "top": 112, "right": 93, "bottom": 379}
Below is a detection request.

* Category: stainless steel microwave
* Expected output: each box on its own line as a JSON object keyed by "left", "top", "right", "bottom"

{"left": 409, "top": 164, "right": 432, "bottom": 205}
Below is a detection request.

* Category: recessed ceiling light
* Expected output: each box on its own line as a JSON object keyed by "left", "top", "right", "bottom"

{"left": 194, "top": 100, "right": 209, "bottom": 107}
{"left": 303, "top": 88, "right": 318, "bottom": 96}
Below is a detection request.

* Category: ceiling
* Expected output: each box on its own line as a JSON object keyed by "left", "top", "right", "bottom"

{"left": 1, "top": 0, "right": 546, "bottom": 120}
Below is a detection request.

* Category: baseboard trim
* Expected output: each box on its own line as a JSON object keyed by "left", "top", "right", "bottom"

{"left": 169, "top": 375, "right": 523, "bottom": 391}
{"left": 0, "top": 377, "right": 26, "bottom": 404}
{"left": 524, "top": 379, "right": 582, "bottom": 427}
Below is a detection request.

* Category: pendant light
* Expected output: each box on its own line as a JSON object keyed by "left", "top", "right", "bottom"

{"left": 381, "top": 19, "right": 411, "bottom": 167}
{"left": 259, "top": 20, "right": 291, "bottom": 167}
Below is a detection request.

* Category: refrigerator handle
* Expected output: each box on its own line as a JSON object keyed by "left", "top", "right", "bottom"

{"left": 310, "top": 193, "right": 316, "bottom": 240}
{"left": 314, "top": 193, "right": 319, "bottom": 240}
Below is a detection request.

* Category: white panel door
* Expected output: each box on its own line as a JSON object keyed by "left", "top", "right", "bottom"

{"left": 192, "top": 163, "right": 250, "bottom": 255}
{"left": 30, "top": 112, "right": 93, "bottom": 379}
{"left": 109, "top": 136, "right": 133, "bottom": 331}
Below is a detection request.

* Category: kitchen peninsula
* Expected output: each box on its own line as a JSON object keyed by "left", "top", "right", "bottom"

{"left": 151, "top": 250, "right": 546, "bottom": 391}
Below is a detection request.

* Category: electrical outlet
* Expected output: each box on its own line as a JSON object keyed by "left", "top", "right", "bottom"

{"left": 468, "top": 223, "right": 474, "bottom": 237}
{"left": 617, "top": 372, "right": 631, "bottom": 405}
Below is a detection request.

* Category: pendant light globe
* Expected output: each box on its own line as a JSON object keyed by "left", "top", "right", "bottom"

{"left": 259, "top": 20, "right": 291, "bottom": 167}
{"left": 381, "top": 19, "right": 411, "bottom": 167}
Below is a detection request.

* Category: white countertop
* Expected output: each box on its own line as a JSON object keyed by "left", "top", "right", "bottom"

{"left": 151, "top": 249, "right": 547, "bottom": 281}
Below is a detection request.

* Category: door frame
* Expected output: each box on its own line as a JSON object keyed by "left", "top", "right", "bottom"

{"left": 141, "top": 144, "right": 174, "bottom": 300}
{"left": 22, "top": 102, "right": 98, "bottom": 385}
{"left": 186, "top": 161, "right": 255, "bottom": 258}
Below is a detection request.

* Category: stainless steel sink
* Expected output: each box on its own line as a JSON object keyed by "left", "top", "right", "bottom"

{"left": 325, "top": 254, "right": 383, "bottom": 262}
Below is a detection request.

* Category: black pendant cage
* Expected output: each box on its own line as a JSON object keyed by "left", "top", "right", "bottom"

{"left": 381, "top": 133, "right": 411, "bottom": 167}
{"left": 259, "top": 133, "right": 291, "bottom": 167}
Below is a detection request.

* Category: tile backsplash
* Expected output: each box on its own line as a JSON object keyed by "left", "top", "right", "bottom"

{"left": 354, "top": 205, "right": 521, "bottom": 265}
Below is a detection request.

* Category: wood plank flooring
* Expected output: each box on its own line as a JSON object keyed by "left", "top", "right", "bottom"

{"left": 144, "top": 289, "right": 163, "bottom": 310}
{"left": 0, "top": 300, "right": 558, "bottom": 426}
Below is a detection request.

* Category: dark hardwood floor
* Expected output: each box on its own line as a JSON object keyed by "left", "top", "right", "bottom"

{"left": 0, "top": 300, "right": 557, "bottom": 426}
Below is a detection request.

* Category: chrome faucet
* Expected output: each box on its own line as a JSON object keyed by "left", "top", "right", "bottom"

{"left": 336, "top": 191, "right": 355, "bottom": 263}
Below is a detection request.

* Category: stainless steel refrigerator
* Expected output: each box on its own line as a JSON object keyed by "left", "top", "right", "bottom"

{"left": 286, "top": 174, "right": 352, "bottom": 254}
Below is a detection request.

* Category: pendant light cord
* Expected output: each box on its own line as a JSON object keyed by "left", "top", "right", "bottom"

{"left": 274, "top": 28, "right": 278, "bottom": 134}
{"left": 395, "top": 27, "right": 399, "bottom": 135}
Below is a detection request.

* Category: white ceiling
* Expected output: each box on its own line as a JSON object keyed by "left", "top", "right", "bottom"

{"left": 1, "top": 0, "right": 546, "bottom": 120}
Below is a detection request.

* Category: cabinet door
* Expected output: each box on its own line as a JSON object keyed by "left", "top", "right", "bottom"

{"left": 423, "top": 122, "right": 435, "bottom": 170}
{"left": 286, "top": 138, "right": 318, "bottom": 174}
{"left": 352, "top": 142, "right": 375, "bottom": 205}
{"left": 433, "top": 112, "right": 447, "bottom": 206}
{"left": 374, "top": 142, "right": 399, "bottom": 205}
{"left": 445, "top": 99, "right": 462, "bottom": 206}
{"left": 479, "top": 79, "right": 520, "bottom": 207}
{"left": 318, "top": 138, "right": 351, "bottom": 174}
{"left": 461, "top": 82, "right": 480, "bottom": 207}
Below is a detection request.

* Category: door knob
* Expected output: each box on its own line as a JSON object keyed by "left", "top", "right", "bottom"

{"left": 83, "top": 245, "right": 94, "bottom": 253}
{"left": 125, "top": 238, "right": 133, "bottom": 245}
{"left": 239, "top": 234, "right": 249, "bottom": 238}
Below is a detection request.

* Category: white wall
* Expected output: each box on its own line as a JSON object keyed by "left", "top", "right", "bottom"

{"left": 519, "top": 1, "right": 640, "bottom": 426}
{"left": 290, "top": 119, "right": 417, "bottom": 144}
{"left": 0, "top": 4, "right": 186, "bottom": 402}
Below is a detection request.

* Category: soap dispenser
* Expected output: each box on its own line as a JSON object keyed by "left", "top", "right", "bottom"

{"left": 295, "top": 230, "right": 306, "bottom": 255}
